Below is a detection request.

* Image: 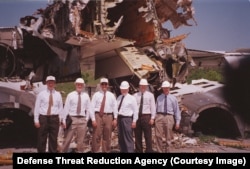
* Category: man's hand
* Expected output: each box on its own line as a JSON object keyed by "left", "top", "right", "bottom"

{"left": 149, "top": 119, "right": 154, "bottom": 125}
{"left": 131, "top": 122, "right": 136, "bottom": 128}
{"left": 112, "top": 119, "right": 117, "bottom": 128}
{"left": 92, "top": 120, "right": 97, "bottom": 128}
{"left": 175, "top": 124, "right": 180, "bottom": 130}
{"left": 61, "top": 122, "right": 66, "bottom": 129}
{"left": 34, "top": 122, "right": 40, "bottom": 128}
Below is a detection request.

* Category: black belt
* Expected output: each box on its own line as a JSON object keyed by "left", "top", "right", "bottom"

{"left": 95, "top": 111, "right": 113, "bottom": 115}
{"left": 157, "top": 112, "right": 173, "bottom": 116}
{"left": 70, "top": 115, "right": 85, "bottom": 118}
{"left": 40, "top": 114, "right": 59, "bottom": 117}
{"left": 118, "top": 115, "right": 133, "bottom": 118}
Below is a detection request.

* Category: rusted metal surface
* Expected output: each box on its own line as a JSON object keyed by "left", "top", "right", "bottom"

{"left": 214, "top": 138, "right": 250, "bottom": 148}
{"left": 0, "top": 151, "right": 12, "bottom": 165}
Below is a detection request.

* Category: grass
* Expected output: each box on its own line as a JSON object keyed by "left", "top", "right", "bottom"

{"left": 56, "top": 70, "right": 99, "bottom": 101}
{"left": 56, "top": 82, "right": 74, "bottom": 101}
{"left": 81, "top": 70, "right": 100, "bottom": 86}
{"left": 186, "top": 67, "right": 223, "bottom": 84}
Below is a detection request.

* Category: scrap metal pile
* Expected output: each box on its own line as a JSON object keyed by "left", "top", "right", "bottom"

{"left": 0, "top": 0, "right": 196, "bottom": 92}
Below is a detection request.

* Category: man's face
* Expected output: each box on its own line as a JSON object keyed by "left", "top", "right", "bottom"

{"left": 46, "top": 80, "right": 55, "bottom": 90}
{"left": 162, "top": 87, "right": 170, "bottom": 94}
{"left": 139, "top": 85, "right": 147, "bottom": 93}
{"left": 120, "top": 89, "right": 128, "bottom": 95}
{"left": 75, "top": 83, "right": 84, "bottom": 92}
{"left": 100, "top": 82, "right": 108, "bottom": 92}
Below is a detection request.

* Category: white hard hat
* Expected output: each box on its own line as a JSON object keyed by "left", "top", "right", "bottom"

{"left": 46, "top": 75, "right": 55, "bottom": 82}
{"left": 120, "top": 81, "right": 129, "bottom": 89}
{"left": 139, "top": 78, "right": 148, "bottom": 85}
{"left": 100, "top": 78, "right": 108, "bottom": 83}
{"left": 75, "top": 78, "right": 85, "bottom": 84}
{"left": 161, "top": 81, "right": 170, "bottom": 88}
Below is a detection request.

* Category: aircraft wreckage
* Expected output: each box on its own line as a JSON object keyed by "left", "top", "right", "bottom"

{"left": 0, "top": 0, "right": 250, "bottom": 148}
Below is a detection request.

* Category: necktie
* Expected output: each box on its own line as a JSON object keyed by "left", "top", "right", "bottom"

{"left": 139, "top": 93, "right": 143, "bottom": 116}
{"left": 47, "top": 90, "right": 53, "bottom": 115}
{"left": 76, "top": 92, "right": 81, "bottom": 114}
{"left": 99, "top": 92, "right": 106, "bottom": 117}
{"left": 164, "top": 95, "right": 167, "bottom": 113}
{"left": 118, "top": 95, "right": 124, "bottom": 112}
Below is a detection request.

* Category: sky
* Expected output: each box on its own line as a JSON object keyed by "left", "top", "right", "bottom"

{"left": 0, "top": 0, "right": 249, "bottom": 52}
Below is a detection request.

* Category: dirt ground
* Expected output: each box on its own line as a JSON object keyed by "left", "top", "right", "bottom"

{"left": 1, "top": 132, "right": 250, "bottom": 169}
{"left": 0, "top": 141, "right": 250, "bottom": 169}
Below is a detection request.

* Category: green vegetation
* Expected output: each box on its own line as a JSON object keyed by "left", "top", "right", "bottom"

{"left": 56, "top": 82, "right": 74, "bottom": 101}
{"left": 81, "top": 70, "right": 99, "bottom": 86}
{"left": 56, "top": 68, "right": 223, "bottom": 101}
{"left": 56, "top": 70, "right": 99, "bottom": 101}
{"left": 186, "top": 67, "right": 223, "bottom": 84}
{"left": 198, "top": 134, "right": 216, "bottom": 143}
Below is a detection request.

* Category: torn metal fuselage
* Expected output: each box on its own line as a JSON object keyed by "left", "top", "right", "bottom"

{"left": 82, "top": 0, "right": 196, "bottom": 95}
{"left": 174, "top": 50, "right": 250, "bottom": 139}
{"left": 0, "top": 0, "right": 195, "bottom": 104}
{"left": 0, "top": 0, "right": 196, "bottom": 87}
{"left": 171, "top": 77, "right": 250, "bottom": 139}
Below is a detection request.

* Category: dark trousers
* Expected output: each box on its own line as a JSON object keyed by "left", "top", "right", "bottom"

{"left": 37, "top": 115, "right": 59, "bottom": 153}
{"left": 117, "top": 116, "right": 134, "bottom": 153}
{"left": 134, "top": 114, "right": 153, "bottom": 153}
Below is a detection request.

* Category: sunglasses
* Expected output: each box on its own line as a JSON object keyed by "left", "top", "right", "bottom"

{"left": 101, "top": 83, "right": 108, "bottom": 86}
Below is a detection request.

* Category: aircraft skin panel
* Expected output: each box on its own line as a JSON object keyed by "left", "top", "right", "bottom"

{"left": 80, "top": 37, "right": 134, "bottom": 59}
{"left": 0, "top": 85, "right": 37, "bottom": 114}
{"left": 0, "top": 28, "right": 23, "bottom": 49}
{"left": 116, "top": 47, "right": 161, "bottom": 78}
{"left": 181, "top": 89, "right": 227, "bottom": 111}
{"left": 95, "top": 52, "right": 132, "bottom": 79}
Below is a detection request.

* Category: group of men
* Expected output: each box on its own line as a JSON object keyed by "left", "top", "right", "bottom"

{"left": 34, "top": 75, "right": 181, "bottom": 153}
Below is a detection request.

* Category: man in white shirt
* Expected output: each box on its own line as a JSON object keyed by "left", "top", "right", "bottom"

{"left": 117, "top": 81, "right": 138, "bottom": 152}
{"left": 60, "top": 78, "right": 92, "bottom": 153}
{"left": 90, "top": 78, "right": 118, "bottom": 153}
{"left": 155, "top": 80, "right": 181, "bottom": 152}
{"left": 34, "top": 75, "right": 63, "bottom": 153}
{"left": 133, "top": 79, "right": 156, "bottom": 153}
